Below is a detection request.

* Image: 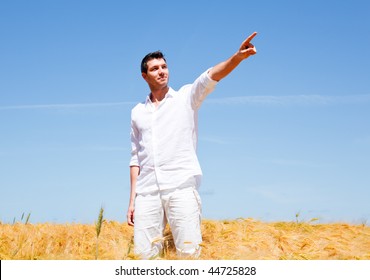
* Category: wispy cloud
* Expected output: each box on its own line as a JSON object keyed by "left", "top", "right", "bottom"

{"left": 206, "top": 94, "right": 370, "bottom": 106}
{"left": 82, "top": 145, "right": 128, "bottom": 152}
{"left": 258, "top": 158, "right": 332, "bottom": 168}
{"left": 246, "top": 183, "right": 316, "bottom": 205}
{"left": 0, "top": 101, "right": 136, "bottom": 111}
{"left": 247, "top": 186, "right": 293, "bottom": 204}
{"left": 0, "top": 145, "right": 128, "bottom": 156}
{"left": 199, "top": 135, "right": 228, "bottom": 145}
{"left": 2, "top": 94, "right": 369, "bottom": 111}
{"left": 199, "top": 189, "right": 215, "bottom": 196}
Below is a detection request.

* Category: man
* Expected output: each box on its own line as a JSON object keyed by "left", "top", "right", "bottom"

{"left": 127, "top": 32, "right": 257, "bottom": 259}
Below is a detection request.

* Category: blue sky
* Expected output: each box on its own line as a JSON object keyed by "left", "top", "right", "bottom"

{"left": 1, "top": 0, "right": 369, "bottom": 224}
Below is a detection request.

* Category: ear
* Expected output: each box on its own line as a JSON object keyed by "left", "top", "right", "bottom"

{"left": 141, "top": 72, "right": 147, "bottom": 81}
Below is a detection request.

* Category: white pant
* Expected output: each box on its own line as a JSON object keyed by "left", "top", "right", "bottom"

{"left": 134, "top": 178, "right": 202, "bottom": 259}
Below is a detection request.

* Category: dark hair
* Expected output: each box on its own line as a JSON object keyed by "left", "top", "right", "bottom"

{"left": 141, "top": 51, "right": 166, "bottom": 73}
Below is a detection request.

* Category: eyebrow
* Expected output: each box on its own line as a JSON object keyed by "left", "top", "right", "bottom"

{"left": 149, "top": 62, "right": 167, "bottom": 70}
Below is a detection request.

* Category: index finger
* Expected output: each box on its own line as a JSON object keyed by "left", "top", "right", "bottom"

{"left": 245, "top": 32, "right": 258, "bottom": 44}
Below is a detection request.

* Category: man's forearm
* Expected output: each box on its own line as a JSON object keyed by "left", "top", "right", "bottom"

{"left": 208, "top": 53, "right": 244, "bottom": 82}
{"left": 127, "top": 165, "right": 140, "bottom": 226}
{"left": 129, "top": 165, "right": 140, "bottom": 204}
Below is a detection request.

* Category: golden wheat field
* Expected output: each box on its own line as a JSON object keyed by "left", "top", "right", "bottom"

{"left": 1, "top": 219, "right": 370, "bottom": 260}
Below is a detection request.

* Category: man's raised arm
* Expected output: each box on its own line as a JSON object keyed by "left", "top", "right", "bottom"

{"left": 208, "top": 32, "right": 257, "bottom": 82}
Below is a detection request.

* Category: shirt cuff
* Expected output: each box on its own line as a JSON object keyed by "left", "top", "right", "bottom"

{"left": 206, "top": 67, "right": 219, "bottom": 84}
{"left": 129, "top": 155, "right": 139, "bottom": 167}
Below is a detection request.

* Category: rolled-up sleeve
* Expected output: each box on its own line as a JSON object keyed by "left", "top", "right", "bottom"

{"left": 191, "top": 68, "right": 218, "bottom": 109}
{"left": 129, "top": 118, "right": 140, "bottom": 167}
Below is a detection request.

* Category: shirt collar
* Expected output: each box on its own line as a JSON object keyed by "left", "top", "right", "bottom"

{"left": 145, "top": 87, "right": 174, "bottom": 107}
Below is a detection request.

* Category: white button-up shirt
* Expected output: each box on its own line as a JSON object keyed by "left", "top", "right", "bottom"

{"left": 130, "top": 69, "right": 218, "bottom": 194}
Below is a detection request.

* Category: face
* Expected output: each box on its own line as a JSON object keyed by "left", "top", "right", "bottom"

{"left": 142, "top": 58, "right": 169, "bottom": 90}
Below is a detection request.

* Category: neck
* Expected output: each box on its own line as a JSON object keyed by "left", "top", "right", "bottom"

{"left": 150, "top": 86, "right": 169, "bottom": 104}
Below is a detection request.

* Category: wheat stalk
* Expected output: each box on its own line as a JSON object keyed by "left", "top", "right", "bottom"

{"left": 25, "top": 213, "right": 31, "bottom": 225}
{"left": 95, "top": 207, "right": 104, "bottom": 260}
